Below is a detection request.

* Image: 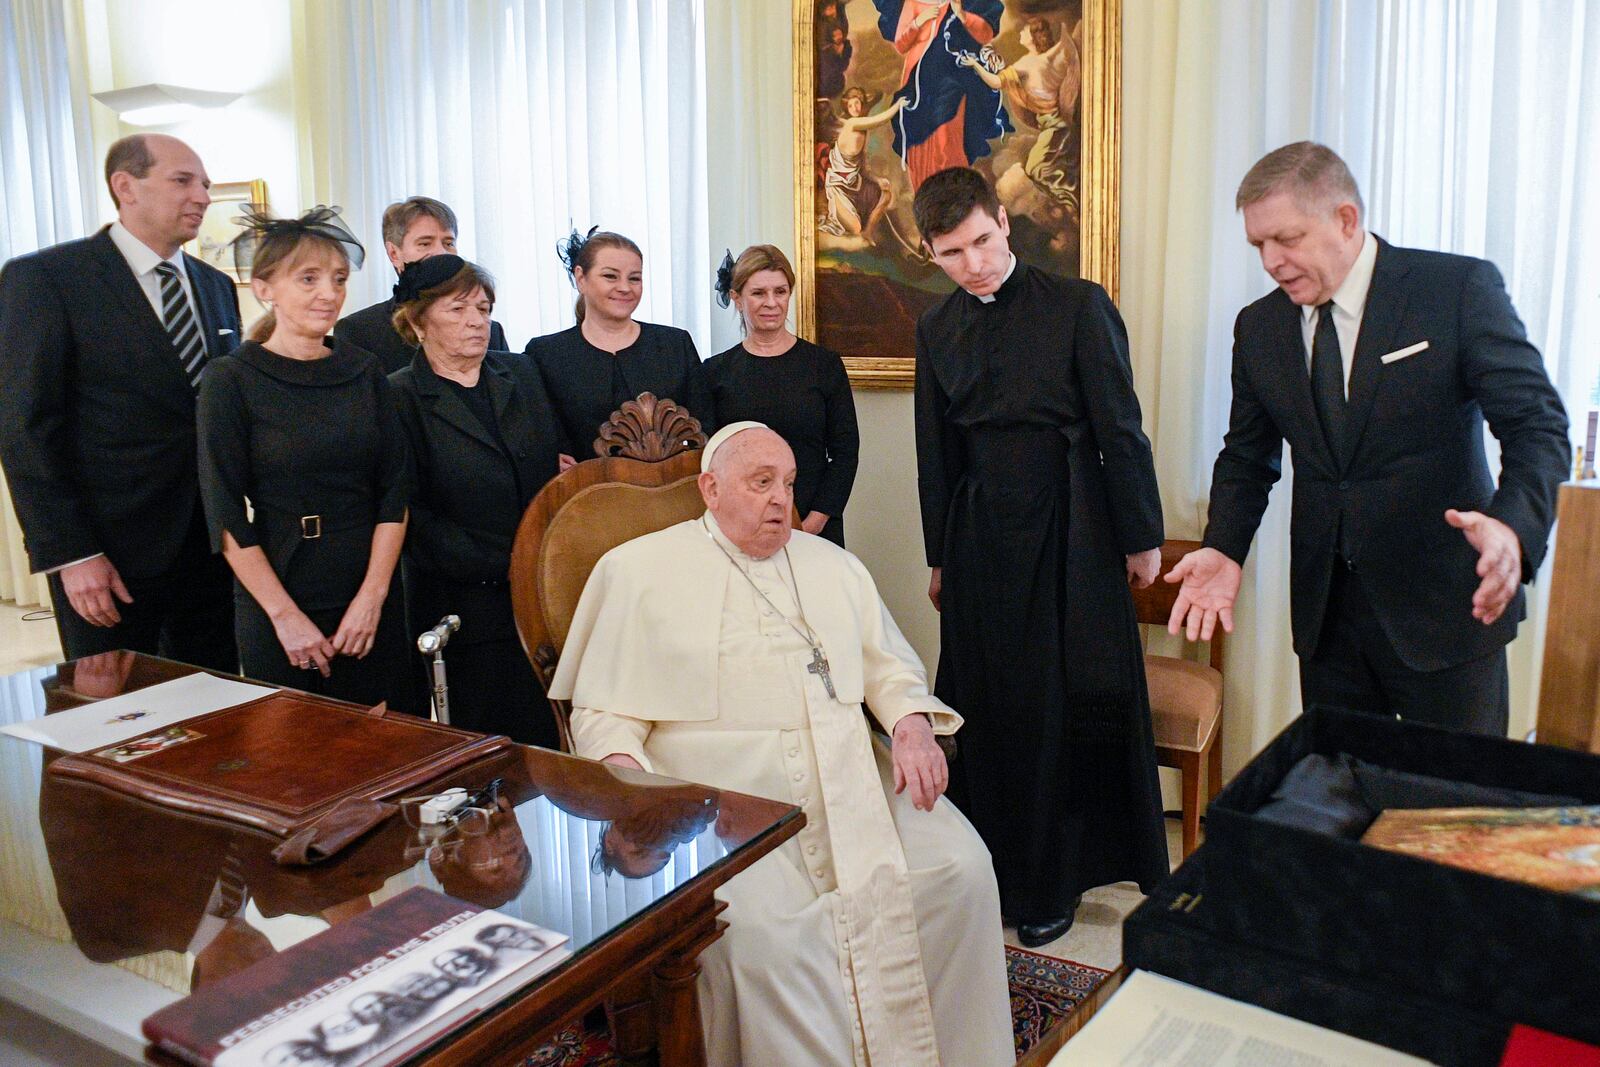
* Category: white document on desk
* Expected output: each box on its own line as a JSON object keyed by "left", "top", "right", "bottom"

{"left": 1051, "top": 970, "right": 1436, "bottom": 1066}
{"left": 0, "top": 672, "right": 276, "bottom": 752}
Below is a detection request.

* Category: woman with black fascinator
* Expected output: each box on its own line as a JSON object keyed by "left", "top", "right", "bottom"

{"left": 704, "top": 244, "right": 858, "bottom": 546}
{"left": 524, "top": 227, "right": 716, "bottom": 451}
{"left": 196, "top": 206, "right": 417, "bottom": 709}
{"left": 387, "top": 255, "right": 569, "bottom": 745}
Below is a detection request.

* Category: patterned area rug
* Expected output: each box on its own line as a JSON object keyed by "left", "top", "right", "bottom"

{"left": 523, "top": 947, "right": 1111, "bottom": 1065}
{"left": 1005, "top": 946, "right": 1112, "bottom": 1057}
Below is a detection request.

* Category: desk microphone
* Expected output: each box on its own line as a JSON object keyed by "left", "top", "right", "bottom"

{"left": 417, "top": 615, "right": 461, "bottom": 725}
{"left": 417, "top": 615, "right": 460, "bottom": 655}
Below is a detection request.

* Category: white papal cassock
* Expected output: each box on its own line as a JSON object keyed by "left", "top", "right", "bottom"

{"left": 550, "top": 514, "right": 1013, "bottom": 1067}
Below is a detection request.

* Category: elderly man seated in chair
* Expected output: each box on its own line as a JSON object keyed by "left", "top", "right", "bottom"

{"left": 550, "top": 422, "right": 1013, "bottom": 1067}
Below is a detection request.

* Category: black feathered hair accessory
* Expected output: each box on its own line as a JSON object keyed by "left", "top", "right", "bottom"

{"left": 393, "top": 254, "right": 467, "bottom": 304}
{"left": 556, "top": 224, "right": 599, "bottom": 287}
{"left": 232, "top": 204, "right": 365, "bottom": 273}
{"left": 712, "top": 249, "right": 736, "bottom": 308}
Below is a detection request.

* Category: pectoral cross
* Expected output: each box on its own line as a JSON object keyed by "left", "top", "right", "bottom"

{"left": 807, "top": 645, "right": 836, "bottom": 700}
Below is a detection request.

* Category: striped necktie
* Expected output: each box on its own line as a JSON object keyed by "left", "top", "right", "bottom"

{"left": 154, "top": 261, "right": 207, "bottom": 389}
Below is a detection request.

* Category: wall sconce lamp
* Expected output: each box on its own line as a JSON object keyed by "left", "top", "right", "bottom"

{"left": 91, "top": 83, "right": 241, "bottom": 127}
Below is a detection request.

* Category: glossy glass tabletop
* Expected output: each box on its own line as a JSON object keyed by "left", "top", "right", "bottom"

{"left": 0, "top": 654, "right": 799, "bottom": 1061}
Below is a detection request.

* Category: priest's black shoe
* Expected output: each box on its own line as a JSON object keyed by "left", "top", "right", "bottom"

{"left": 1016, "top": 897, "right": 1083, "bottom": 948}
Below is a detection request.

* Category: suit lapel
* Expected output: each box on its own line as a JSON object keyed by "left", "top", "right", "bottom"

{"left": 1341, "top": 238, "right": 1409, "bottom": 469}
{"left": 88, "top": 228, "right": 171, "bottom": 348}
{"left": 484, "top": 358, "right": 524, "bottom": 446}
{"left": 88, "top": 229, "right": 194, "bottom": 401}
{"left": 414, "top": 353, "right": 500, "bottom": 452}
{"left": 1265, "top": 297, "right": 1336, "bottom": 476}
{"left": 182, "top": 253, "right": 237, "bottom": 360}
{"left": 484, "top": 357, "right": 541, "bottom": 490}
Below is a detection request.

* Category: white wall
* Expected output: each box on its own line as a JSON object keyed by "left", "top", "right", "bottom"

{"left": 83, "top": 0, "right": 299, "bottom": 223}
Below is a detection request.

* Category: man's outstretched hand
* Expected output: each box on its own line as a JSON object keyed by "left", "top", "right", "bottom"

{"left": 1445, "top": 509, "right": 1522, "bottom": 625}
{"left": 1164, "top": 546, "right": 1242, "bottom": 641}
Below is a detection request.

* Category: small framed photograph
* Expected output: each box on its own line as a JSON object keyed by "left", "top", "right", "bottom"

{"left": 188, "top": 179, "right": 268, "bottom": 281}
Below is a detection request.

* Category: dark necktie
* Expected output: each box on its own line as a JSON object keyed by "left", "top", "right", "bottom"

{"left": 1310, "top": 300, "right": 1346, "bottom": 459}
{"left": 154, "top": 261, "right": 207, "bottom": 389}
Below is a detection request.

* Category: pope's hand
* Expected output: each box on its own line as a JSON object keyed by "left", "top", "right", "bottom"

{"left": 892, "top": 714, "right": 948, "bottom": 812}
{"left": 1164, "top": 546, "right": 1242, "bottom": 641}
{"left": 602, "top": 753, "right": 644, "bottom": 772}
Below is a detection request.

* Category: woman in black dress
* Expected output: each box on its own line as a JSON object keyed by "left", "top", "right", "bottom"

{"left": 197, "top": 207, "right": 415, "bottom": 709}
{"left": 704, "top": 245, "right": 859, "bottom": 545}
{"left": 387, "top": 255, "right": 569, "bottom": 746}
{"left": 525, "top": 229, "right": 715, "bottom": 451}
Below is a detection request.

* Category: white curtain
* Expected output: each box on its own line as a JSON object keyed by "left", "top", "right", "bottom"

{"left": 0, "top": 0, "right": 97, "bottom": 609}
{"left": 1124, "top": 0, "right": 1600, "bottom": 772}
{"left": 292, "top": 0, "right": 715, "bottom": 356}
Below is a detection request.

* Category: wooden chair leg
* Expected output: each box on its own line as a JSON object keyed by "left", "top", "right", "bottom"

{"left": 1206, "top": 729, "right": 1224, "bottom": 804}
{"left": 1179, "top": 751, "right": 1201, "bottom": 859}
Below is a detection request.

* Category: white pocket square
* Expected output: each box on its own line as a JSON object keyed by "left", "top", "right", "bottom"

{"left": 218, "top": 328, "right": 235, "bottom": 335}
{"left": 1380, "top": 340, "right": 1428, "bottom": 364}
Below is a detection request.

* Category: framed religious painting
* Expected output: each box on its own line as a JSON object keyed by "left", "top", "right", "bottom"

{"left": 186, "top": 179, "right": 268, "bottom": 281}
{"left": 793, "top": 0, "right": 1121, "bottom": 388}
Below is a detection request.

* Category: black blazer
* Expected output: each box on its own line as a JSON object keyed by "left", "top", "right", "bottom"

{"left": 388, "top": 350, "right": 569, "bottom": 644}
{"left": 336, "top": 297, "right": 510, "bottom": 374}
{"left": 0, "top": 226, "right": 242, "bottom": 578}
{"left": 1203, "top": 238, "right": 1569, "bottom": 672}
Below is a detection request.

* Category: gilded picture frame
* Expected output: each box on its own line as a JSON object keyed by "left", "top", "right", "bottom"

{"left": 186, "top": 179, "right": 269, "bottom": 282}
{"left": 793, "top": 0, "right": 1121, "bottom": 389}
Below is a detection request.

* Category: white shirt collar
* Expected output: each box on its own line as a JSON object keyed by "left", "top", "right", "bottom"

{"left": 969, "top": 253, "right": 1017, "bottom": 304}
{"left": 702, "top": 510, "right": 785, "bottom": 564}
{"left": 1302, "top": 230, "right": 1376, "bottom": 323}
{"left": 109, "top": 219, "right": 187, "bottom": 279}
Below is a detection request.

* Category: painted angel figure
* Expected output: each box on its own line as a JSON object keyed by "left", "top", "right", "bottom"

{"left": 818, "top": 88, "right": 911, "bottom": 248}
{"left": 960, "top": 15, "right": 1081, "bottom": 217}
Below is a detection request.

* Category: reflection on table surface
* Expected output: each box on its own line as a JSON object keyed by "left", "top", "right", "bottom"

{"left": 0, "top": 654, "right": 799, "bottom": 1055}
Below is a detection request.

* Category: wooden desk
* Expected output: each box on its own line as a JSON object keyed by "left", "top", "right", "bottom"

{"left": 0, "top": 654, "right": 803, "bottom": 1066}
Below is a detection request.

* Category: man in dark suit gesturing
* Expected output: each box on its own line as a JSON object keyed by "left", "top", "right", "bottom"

{"left": 1167, "top": 142, "right": 1569, "bottom": 735}
{"left": 0, "top": 134, "right": 241, "bottom": 668}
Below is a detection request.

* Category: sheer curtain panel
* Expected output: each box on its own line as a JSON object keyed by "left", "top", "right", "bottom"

{"left": 292, "top": 0, "right": 712, "bottom": 356}
{"left": 0, "top": 0, "right": 98, "bottom": 608}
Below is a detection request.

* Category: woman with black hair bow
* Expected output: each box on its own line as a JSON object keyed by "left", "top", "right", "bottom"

{"left": 197, "top": 206, "right": 416, "bottom": 709}
{"left": 525, "top": 227, "right": 715, "bottom": 452}
{"left": 388, "top": 255, "right": 568, "bottom": 746}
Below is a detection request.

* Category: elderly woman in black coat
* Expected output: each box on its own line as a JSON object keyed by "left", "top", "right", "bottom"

{"left": 388, "top": 256, "right": 570, "bottom": 746}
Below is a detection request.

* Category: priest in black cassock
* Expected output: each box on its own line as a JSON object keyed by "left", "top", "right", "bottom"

{"left": 911, "top": 167, "right": 1169, "bottom": 948}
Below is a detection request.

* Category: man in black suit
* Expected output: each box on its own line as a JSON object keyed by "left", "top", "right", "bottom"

{"left": 333, "top": 196, "right": 509, "bottom": 371}
{"left": 0, "top": 133, "right": 242, "bottom": 668}
{"left": 1168, "top": 142, "right": 1570, "bottom": 736}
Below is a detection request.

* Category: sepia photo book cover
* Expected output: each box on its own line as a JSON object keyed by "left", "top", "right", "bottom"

{"left": 1360, "top": 804, "right": 1600, "bottom": 898}
{"left": 143, "top": 887, "right": 569, "bottom": 1066}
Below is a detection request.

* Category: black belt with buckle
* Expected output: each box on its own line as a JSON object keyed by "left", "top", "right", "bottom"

{"left": 300, "top": 514, "right": 322, "bottom": 540}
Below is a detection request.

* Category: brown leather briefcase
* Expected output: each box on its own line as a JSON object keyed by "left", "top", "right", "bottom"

{"left": 47, "top": 690, "right": 509, "bottom": 863}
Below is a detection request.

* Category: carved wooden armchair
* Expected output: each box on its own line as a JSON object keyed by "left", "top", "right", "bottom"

{"left": 510, "top": 393, "right": 710, "bottom": 750}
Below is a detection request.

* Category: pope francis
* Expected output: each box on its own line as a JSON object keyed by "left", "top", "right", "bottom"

{"left": 550, "top": 422, "right": 1013, "bottom": 1067}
